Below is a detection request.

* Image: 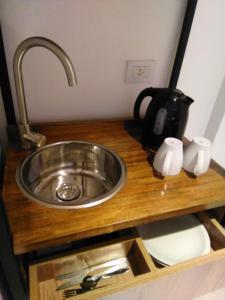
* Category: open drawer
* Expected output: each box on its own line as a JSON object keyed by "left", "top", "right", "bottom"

{"left": 29, "top": 212, "right": 225, "bottom": 300}
{"left": 29, "top": 234, "right": 153, "bottom": 300}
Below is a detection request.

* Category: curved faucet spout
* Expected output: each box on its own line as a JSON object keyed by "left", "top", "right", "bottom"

{"left": 13, "top": 36, "right": 77, "bottom": 149}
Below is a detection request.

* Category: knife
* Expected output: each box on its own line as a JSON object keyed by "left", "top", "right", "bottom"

{"left": 56, "top": 262, "right": 128, "bottom": 291}
{"left": 56, "top": 257, "right": 127, "bottom": 281}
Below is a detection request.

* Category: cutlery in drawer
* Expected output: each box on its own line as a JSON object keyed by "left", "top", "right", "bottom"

{"left": 55, "top": 257, "right": 127, "bottom": 281}
{"left": 56, "top": 262, "right": 129, "bottom": 291}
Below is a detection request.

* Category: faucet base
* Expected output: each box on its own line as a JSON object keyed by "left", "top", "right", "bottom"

{"left": 19, "top": 124, "right": 47, "bottom": 149}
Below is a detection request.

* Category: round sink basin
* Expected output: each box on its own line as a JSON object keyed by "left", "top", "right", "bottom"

{"left": 17, "top": 141, "right": 126, "bottom": 209}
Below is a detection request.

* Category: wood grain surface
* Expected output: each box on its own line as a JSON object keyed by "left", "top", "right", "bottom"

{"left": 2, "top": 120, "right": 225, "bottom": 254}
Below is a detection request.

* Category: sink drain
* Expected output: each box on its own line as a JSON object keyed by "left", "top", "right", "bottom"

{"left": 56, "top": 183, "right": 81, "bottom": 201}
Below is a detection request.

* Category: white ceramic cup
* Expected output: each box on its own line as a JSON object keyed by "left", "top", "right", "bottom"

{"left": 153, "top": 138, "right": 183, "bottom": 176}
{"left": 183, "top": 137, "right": 211, "bottom": 176}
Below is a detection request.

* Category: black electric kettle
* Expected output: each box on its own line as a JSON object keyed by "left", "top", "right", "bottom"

{"left": 134, "top": 87, "right": 194, "bottom": 151}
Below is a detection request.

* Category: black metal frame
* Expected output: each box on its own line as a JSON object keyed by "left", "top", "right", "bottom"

{"left": 0, "top": 148, "right": 27, "bottom": 299}
{"left": 0, "top": 199, "right": 27, "bottom": 300}
{"left": 0, "top": 263, "right": 12, "bottom": 300}
{"left": 0, "top": 25, "right": 16, "bottom": 125}
{"left": 0, "top": 2, "right": 198, "bottom": 299}
{"left": 169, "top": 0, "right": 198, "bottom": 89}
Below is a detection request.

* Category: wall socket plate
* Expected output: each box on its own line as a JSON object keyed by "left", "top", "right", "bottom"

{"left": 125, "top": 60, "right": 156, "bottom": 84}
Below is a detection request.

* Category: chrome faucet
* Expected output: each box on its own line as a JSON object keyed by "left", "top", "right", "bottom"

{"left": 13, "top": 37, "right": 77, "bottom": 149}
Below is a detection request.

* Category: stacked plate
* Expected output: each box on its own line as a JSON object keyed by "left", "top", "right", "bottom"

{"left": 137, "top": 215, "right": 211, "bottom": 266}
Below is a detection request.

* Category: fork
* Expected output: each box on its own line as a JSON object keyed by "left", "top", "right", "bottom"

{"left": 63, "top": 266, "right": 129, "bottom": 298}
{"left": 63, "top": 288, "right": 84, "bottom": 298}
{"left": 63, "top": 286, "right": 106, "bottom": 298}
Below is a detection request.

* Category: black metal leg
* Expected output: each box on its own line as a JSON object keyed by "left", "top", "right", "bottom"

{"left": 0, "top": 262, "right": 12, "bottom": 300}
{"left": 0, "top": 147, "right": 27, "bottom": 300}
{"left": 0, "top": 200, "right": 27, "bottom": 300}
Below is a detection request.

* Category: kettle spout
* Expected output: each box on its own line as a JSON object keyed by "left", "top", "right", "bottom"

{"left": 181, "top": 95, "right": 194, "bottom": 107}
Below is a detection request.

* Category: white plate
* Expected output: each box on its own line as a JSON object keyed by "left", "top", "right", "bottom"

{"left": 137, "top": 215, "right": 211, "bottom": 266}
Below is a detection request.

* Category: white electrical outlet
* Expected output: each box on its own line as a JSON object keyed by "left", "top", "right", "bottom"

{"left": 125, "top": 60, "right": 156, "bottom": 84}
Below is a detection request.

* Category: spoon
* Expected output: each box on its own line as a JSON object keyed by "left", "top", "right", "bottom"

{"left": 63, "top": 267, "right": 129, "bottom": 298}
{"left": 80, "top": 266, "right": 129, "bottom": 290}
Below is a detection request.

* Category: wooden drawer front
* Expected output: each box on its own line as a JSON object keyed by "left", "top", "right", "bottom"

{"left": 30, "top": 213, "right": 225, "bottom": 300}
{"left": 29, "top": 234, "right": 153, "bottom": 300}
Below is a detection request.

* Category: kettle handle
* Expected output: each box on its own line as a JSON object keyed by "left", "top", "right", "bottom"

{"left": 133, "top": 87, "right": 154, "bottom": 123}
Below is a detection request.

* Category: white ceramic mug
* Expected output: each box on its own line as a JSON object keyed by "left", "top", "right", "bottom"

{"left": 183, "top": 137, "right": 211, "bottom": 176}
{"left": 153, "top": 138, "right": 183, "bottom": 176}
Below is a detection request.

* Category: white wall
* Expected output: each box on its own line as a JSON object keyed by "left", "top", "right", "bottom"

{"left": 204, "top": 74, "right": 225, "bottom": 168}
{"left": 0, "top": 0, "right": 186, "bottom": 123}
{"left": 210, "top": 114, "right": 225, "bottom": 168}
{"left": 177, "top": 0, "right": 225, "bottom": 167}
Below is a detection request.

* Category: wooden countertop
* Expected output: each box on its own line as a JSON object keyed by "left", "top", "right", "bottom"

{"left": 3, "top": 120, "right": 225, "bottom": 255}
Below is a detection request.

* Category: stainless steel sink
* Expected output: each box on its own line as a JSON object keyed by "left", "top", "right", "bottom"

{"left": 16, "top": 141, "right": 126, "bottom": 209}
